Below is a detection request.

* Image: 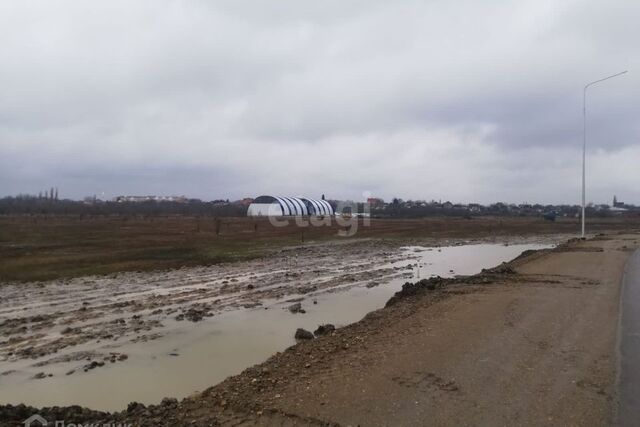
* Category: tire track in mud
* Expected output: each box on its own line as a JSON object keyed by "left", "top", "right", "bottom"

{"left": 0, "top": 242, "right": 412, "bottom": 370}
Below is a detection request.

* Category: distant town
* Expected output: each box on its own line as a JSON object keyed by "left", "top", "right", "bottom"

{"left": 0, "top": 189, "right": 637, "bottom": 219}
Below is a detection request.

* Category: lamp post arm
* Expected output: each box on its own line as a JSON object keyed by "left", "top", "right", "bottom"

{"left": 580, "top": 70, "right": 628, "bottom": 239}
{"left": 585, "top": 70, "right": 628, "bottom": 91}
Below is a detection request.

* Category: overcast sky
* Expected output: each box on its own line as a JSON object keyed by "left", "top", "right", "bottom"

{"left": 1, "top": 0, "right": 638, "bottom": 204}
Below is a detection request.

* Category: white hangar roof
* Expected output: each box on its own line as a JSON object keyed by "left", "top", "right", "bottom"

{"left": 247, "top": 195, "right": 334, "bottom": 216}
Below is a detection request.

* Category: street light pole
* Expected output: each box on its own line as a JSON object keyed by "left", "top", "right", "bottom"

{"left": 581, "top": 70, "right": 628, "bottom": 238}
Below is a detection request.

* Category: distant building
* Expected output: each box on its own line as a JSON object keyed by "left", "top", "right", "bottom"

{"left": 247, "top": 195, "right": 334, "bottom": 216}
{"left": 367, "top": 197, "right": 385, "bottom": 208}
{"left": 611, "top": 195, "right": 632, "bottom": 212}
{"left": 114, "top": 195, "right": 188, "bottom": 203}
{"left": 83, "top": 195, "right": 100, "bottom": 204}
{"left": 613, "top": 195, "right": 624, "bottom": 208}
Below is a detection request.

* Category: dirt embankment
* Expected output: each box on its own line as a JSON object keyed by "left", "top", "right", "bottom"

{"left": 2, "top": 232, "right": 637, "bottom": 426}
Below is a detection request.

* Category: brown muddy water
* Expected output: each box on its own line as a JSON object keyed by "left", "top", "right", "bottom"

{"left": 0, "top": 241, "right": 553, "bottom": 411}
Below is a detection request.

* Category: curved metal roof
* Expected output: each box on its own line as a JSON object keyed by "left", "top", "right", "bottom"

{"left": 248, "top": 195, "right": 334, "bottom": 216}
{"left": 301, "top": 197, "right": 334, "bottom": 215}
{"left": 275, "top": 196, "right": 309, "bottom": 216}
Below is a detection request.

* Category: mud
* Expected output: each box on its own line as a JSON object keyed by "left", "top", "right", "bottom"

{"left": 0, "top": 241, "right": 413, "bottom": 366}
{"left": 0, "top": 236, "right": 558, "bottom": 412}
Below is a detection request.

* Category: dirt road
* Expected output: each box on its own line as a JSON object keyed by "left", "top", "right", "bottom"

{"left": 618, "top": 247, "right": 640, "bottom": 426}
{"left": 155, "top": 233, "right": 637, "bottom": 426}
{"left": 223, "top": 233, "right": 633, "bottom": 426}
{"left": 1, "top": 232, "right": 638, "bottom": 426}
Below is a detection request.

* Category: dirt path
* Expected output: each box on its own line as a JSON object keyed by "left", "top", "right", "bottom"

{"left": 1, "top": 232, "right": 637, "bottom": 426}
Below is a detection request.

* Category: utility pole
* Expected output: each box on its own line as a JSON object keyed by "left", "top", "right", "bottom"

{"left": 582, "top": 70, "right": 628, "bottom": 238}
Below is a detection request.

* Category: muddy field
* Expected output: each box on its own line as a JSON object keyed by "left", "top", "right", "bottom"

{"left": 0, "top": 232, "right": 556, "bottom": 412}
{"left": 1, "top": 216, "right": 638, "bottom": 425}
{"left": 0, "top": 240, "right": 413, "bottom": 358}
{"left": 1, "top": 233, "right": 635, "bottom": 426}
{"left": 2, "top": 215, "right": 636, "bottom": 281}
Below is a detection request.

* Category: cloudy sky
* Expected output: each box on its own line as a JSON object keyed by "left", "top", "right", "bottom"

{"left": 1, "top": 0, "right": 638, "bottom": 204}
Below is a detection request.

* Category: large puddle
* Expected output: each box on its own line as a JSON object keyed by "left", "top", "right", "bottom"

{"left": 0, "top": 242, "right": 552, "bottom": 411}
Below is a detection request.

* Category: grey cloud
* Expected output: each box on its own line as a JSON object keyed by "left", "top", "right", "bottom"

{"left": 0, "top": 0, "right": 638, "bottom": 203}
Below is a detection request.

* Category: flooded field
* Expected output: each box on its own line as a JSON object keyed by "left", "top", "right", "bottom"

{"left": 0, "top": 239, "right": 554, "bottom": 411}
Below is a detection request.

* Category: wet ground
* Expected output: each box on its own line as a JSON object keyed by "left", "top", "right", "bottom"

{"left": 0, "top": 238, "right": 555, "bottom": 411}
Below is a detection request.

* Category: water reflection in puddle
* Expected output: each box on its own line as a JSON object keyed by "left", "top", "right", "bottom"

{"left": 0, "top": 242, "right": 552, "bottom": 411}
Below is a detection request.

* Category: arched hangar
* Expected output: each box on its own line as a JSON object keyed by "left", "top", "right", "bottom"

{"left": 247, "top": 196, "right": 334, "bottom": 216}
